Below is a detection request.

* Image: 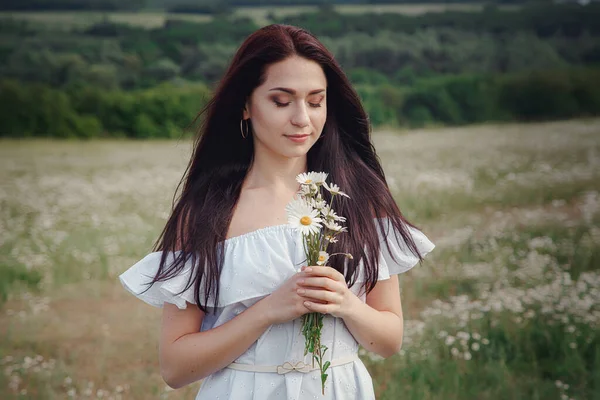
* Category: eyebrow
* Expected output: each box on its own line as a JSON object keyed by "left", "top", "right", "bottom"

{"left": 269, "top": 87, "right": 326, "bottom": 95}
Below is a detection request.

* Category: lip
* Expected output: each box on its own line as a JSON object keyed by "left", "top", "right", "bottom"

{"left": 285, "top": 134, "right": 310, "bottom": 143}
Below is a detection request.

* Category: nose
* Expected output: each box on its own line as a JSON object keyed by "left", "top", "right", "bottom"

{"left": 290, "top": 102, "right": 310, "bottom": 128}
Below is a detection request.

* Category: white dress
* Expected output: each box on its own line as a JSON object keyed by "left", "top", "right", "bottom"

{"left": 119, "top": 217, "right": 435, "bottom": 400}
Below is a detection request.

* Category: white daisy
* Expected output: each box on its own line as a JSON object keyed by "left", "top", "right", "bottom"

{"left": 323, "top": 182, "right": 350, "bottom": 198}
{"left": 310, "top": 197, "right": 327, "bottom": 210}
{"left": 312, "top": 172, "right": 328, "bottom": 185}
{"left": 323, "top": 220, "right": 346, "bottom": 232}
{"left": 324, "top": 235, "right": 338, "bottom": 243}
{"left": 296, "top": 172, "right": 315, "bottom": 185}
{"left": 285, "top": 198, "right": 322, "bottom": 236}
{"left": 316, "top": 251, "right": 329, "bottom": 266}
{"left": 321, "top": 206, "right": 347, "bottom": 222}
{"left": 296, "top": 171, "right": 328, "bottom": 186}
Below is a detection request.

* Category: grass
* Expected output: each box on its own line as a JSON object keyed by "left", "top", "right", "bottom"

{"left": 1, "top": 117, "right": 599, "bottom": 399}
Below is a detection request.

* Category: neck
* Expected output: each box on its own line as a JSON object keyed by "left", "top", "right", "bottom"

{"left": 243, "top": 144, "right": 307, "bottom": 193}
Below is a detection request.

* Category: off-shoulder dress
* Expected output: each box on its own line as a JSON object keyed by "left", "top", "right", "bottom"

{"left": 119, "top": 217, "right": 435, "bottom": 400}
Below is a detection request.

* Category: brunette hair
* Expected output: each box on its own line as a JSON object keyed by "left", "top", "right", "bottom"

{"left": 144, "top": 24, "right": 423, "bottom": 314}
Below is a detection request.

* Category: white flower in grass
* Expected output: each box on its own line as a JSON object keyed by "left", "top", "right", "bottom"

{"left": 286, "top": 199, "right": 322, "bottom": 236}
{"left": 323, "top": 220, "right": 347, "bottom": 233}
{"left": 317, "top": 251, "right": 329, "bottom": 266}
{"left": 463, "top": 352, "right": 472, "bottom": 360}
{"left": 324, "top": 182, "right": 350, "bottom": 198}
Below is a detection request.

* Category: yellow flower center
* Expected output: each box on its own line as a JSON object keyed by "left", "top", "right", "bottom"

{"left": 305, "top": 179, "right": 312, "bottom": 183}
{"left": 300, "top": 216, "right": 312, "bottom": 226}
{"left": 318, "top": 255, "right": 326, "bottom": 261}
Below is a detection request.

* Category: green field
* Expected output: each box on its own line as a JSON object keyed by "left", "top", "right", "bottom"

{"left": 0, "top": 3, "right": 520, "bottom": 29}
{"left": 1, "top": 118, "right": 599, "bottom": 399}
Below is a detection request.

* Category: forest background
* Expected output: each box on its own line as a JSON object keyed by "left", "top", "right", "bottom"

{"left": 1, "top": 0, "right": 599, "bottom": 138}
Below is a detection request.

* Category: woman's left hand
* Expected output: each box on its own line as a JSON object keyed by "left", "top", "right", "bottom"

{"left": 296, "top": 265, "right": 359, "bottom": 318}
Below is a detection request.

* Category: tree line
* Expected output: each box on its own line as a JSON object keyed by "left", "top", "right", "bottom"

{"left": 0, "top": 0, "right": 534, "bottom": 12}
{"left": 2, "top": 67, "right": 598, "bottom": 138}
{"left": 0, "top": 3, "right": 598, "bottom": 137}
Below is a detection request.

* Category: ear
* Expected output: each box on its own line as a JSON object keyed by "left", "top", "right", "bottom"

{"left": 242, "top": 99, "right": 251, "bottom": 120}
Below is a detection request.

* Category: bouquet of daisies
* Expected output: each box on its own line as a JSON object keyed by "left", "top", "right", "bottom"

{"left": 285, "top": 171, "right": 352, "bottom": 395}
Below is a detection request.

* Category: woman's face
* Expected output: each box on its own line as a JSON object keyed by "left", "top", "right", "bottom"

{"left": 243, "top": 55, "right": 327, "bottom": 159}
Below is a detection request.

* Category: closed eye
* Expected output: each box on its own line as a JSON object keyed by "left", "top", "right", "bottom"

{"left": 274, "top": 100, "right": 323, "bottom": 108}
{"left": 274, "top": 100, "right": 291, "bottom": 107}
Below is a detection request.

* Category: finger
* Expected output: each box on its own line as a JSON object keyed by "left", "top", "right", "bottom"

{"left": 303, "top": 300, "right": 330, "bottom": 314}
{"left": 304, "top": 266, "right": 345, "bottom": 283}
{"left": 297, "top": 288, "right": 340, "bottom": 304}
{"left": 299, "top": 277, "right": 340, "bottom": 292}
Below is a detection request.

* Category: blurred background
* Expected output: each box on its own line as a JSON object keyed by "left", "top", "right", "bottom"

{"left": 1, "top": 1, "right": 599, "bottom": 399}
{"left": 0, "top": 0, "right": 599, "bottom": 136}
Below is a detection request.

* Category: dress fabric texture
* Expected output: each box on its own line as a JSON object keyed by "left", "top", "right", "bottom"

{"left": 119, "top": 217, "right": 435, "bottom": 400}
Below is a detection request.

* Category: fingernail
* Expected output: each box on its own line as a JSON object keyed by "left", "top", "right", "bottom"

{"left": 304, "top": 267, "right": 312, "bottom": 272}
{"left": 297, "top": 288, "right": 305, "bottom": 294}
{"left": 304, "top": 301, "right": 311, "bottom": 307}
{"left": 301, "top": 266, "right": 306, "bottom": 271}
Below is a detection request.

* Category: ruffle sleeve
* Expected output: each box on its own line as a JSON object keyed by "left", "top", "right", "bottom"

{"left": 118, "top": 251, "right": 198, "bottom": 310}
{"left": 374, "top": 217, "right": 435, "bottom": 280}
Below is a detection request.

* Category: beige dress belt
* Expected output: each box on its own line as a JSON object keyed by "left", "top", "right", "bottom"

{"left": 225, "top": 353, "right": 360, "bottom": 375}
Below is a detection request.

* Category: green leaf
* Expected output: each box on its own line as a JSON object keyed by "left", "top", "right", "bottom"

{"left": 321, "top": 373, "right": 328, "bottom": 384}
{"left": 323, "top": 361, "right": 330, "bottom": 371}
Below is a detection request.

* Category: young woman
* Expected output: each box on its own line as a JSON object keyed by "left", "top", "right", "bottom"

{"left": 119, "top": 24, "right": 434, "bottom": 399}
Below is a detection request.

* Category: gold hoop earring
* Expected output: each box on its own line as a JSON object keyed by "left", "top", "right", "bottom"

{"left": 240, "top": 119, "right": 250, "bottom": 139}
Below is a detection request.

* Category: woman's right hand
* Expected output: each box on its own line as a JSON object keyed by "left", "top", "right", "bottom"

{"left": 258, "top": 268, "right": 323, "bottom": 325}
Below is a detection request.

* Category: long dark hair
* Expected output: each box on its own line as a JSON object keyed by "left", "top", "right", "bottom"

{"left": 144, "top": 24, "right": 424, "bottom": 314}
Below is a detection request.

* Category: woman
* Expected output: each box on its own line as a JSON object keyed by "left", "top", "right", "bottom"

{"left": 119, "top": 24, "right": 434, "bottom": 399}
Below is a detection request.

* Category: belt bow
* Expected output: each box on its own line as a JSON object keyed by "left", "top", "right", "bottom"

{"left": 276, "top": 360, "right": 311, "bottom": 374}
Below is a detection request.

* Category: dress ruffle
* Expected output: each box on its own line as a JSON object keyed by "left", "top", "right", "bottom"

{"left": 119, "top": 251, "right": 198, "bottom": 310}
{"left": 118, "top": 218, "right": 434, "bottom": 310}
{"left": 119, "top": 224, "right": 303, "bottom": 310}
{"left": 373, "top": 217, "right": 436, "bottom": 280}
